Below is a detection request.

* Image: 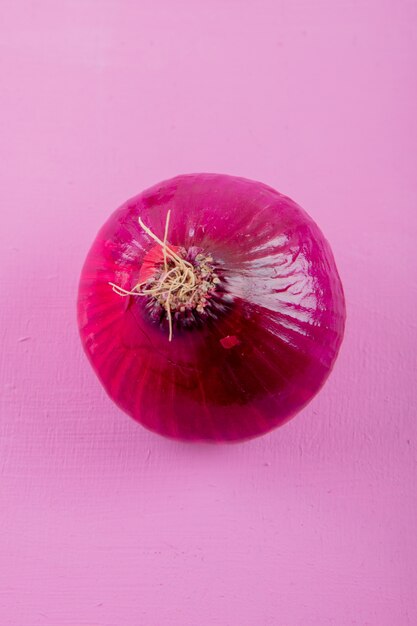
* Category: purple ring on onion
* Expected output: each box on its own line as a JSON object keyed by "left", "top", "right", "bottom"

{"left": 77, "top": 173, "right": 346, "bottom": 442}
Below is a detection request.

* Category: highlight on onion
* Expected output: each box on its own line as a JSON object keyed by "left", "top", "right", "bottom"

{"left": 77, "top": 173, "right": 346, "bottom": 442}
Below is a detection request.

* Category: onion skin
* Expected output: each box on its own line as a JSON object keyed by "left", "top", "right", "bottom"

{"left": 77, "top": 173, "right": 346, "bottom": 442}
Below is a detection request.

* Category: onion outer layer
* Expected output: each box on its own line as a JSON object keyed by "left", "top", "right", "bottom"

{"left": 77, "top": 173, "right": 346, "bottom": 442}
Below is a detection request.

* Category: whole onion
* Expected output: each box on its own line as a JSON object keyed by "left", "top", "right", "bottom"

{"left": 77, "top": 173, "right": 345, "bottom": 442}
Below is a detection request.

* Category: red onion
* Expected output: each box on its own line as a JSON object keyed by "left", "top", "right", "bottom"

{"left": 77, "top": 174, "right": 346, "bottom": 442}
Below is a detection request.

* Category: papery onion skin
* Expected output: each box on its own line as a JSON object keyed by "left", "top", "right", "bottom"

{"left": 77, "top": 173, "right": 346, "bottom": 442}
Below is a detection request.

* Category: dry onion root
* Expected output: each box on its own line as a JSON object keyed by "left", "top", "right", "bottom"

{"left": 109, "top": 210, "right": 222, "bottom": 342}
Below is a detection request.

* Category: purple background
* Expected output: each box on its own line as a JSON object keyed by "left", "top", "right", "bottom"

{"left": 1, "top": 1, "right": 416, "bottom": 624}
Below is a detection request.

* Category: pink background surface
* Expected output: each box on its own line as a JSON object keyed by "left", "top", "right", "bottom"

{"left": 1, "top": 1, "right": 416, "bottom": 624}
